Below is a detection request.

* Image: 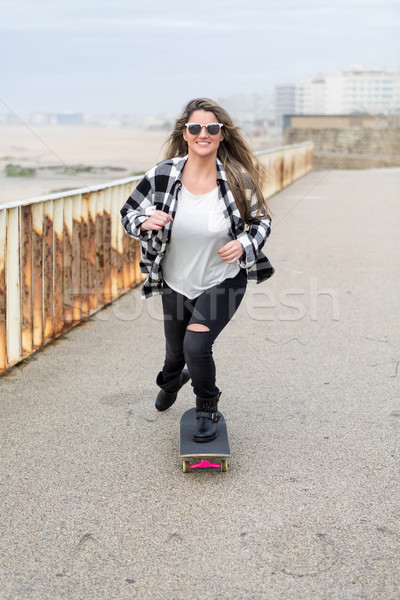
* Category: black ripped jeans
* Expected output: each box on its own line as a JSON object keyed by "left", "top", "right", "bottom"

{"left": 160, "top": 269, "right": 247, "bottom": 399}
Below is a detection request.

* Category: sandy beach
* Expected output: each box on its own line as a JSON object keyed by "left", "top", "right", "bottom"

{"left": 0, "top": 124, "right": 280, "bottom": 204}
{"left": 0, "top": 125, "right": 169, "bottom": 204}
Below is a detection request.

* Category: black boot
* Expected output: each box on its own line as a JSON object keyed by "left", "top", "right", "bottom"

{"left": 155, "top": 369, "right": 190, "bottom": 411}
{"left": 193, "top": 393, "right": 221, "bottom": 443}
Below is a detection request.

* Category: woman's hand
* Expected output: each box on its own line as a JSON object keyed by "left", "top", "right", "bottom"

{"left": 218, "top": 240, "right": 244, "bottom": 264}
{"left": 140, "top": 210, "right": 173, "bottom": 231}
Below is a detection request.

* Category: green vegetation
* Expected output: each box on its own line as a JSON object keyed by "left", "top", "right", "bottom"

{"left": 5, "top": 164, "right": 36, "bottom": 177}
{"left": 55, "top": 164, "right": 127, "bottom": 175}
{"left": 55, "top": 164, "right": 95, "bottom": 175}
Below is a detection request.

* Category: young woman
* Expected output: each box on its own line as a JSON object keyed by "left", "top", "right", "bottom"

{"left": 120, "top": 98, "right": 274, "bottom": 442}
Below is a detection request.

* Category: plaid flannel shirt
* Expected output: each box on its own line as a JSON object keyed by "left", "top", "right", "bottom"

{"left": 120, "top": 155, "right": 274, "bottom": 299}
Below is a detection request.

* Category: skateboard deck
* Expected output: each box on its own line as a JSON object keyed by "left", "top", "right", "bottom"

{"left": 179, "top": 408, "right": 230, "bottom": 472}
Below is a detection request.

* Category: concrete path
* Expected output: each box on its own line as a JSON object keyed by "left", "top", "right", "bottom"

{"left": 1, "top": 169, "right": 399, "bottom": 600}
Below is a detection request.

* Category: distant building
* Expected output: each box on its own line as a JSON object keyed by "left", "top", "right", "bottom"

{"left": 283, "top": 113, "right": 400, "bottom": 169}
{"left": 56, "top": 113, "right": 84, "bottom": 125}
{"left": 218, "top": 93, "right": 275, "bottom": 131}
{"left": 282, "top": 113, "right": 400, "bottom": 130}
{"left": 294, "top": 65, "right": 400, "bottom": 115}
{"left": 29, "top": 113, "right": 57, "bottom": 125}
{"left": 0, "top": 113, "right": 20, "bottom": 124}
{"left": 275, "top": 85, "right": 296, "bottom": 126}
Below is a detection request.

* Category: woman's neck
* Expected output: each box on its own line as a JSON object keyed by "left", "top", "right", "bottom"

{"left": 181, "top": 154, "right": 218, "bottom": 193}
{"left": 184, "top": 153, "right": 217, "bottom": 177}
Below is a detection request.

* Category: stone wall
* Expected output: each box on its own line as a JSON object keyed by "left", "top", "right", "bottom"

{"left": 283, "top": 127, "right": 400, "bottom": 169}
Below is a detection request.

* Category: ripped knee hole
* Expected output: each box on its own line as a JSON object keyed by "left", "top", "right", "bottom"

{"left": 187, "top": 323, "right": 210, "bottom": 332}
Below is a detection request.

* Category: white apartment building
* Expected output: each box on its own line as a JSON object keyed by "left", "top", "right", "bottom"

{"left": 218, "top": 93, "right": 275, "bottom": 129}
{"left": 294, "top": 65, "right": 400, "bottom": 115}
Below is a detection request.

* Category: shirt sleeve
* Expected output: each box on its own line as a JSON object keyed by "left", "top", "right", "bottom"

{"left": 120, "top": 175, "right": 155, "bottom": 241}
{"left": 236, "top": 194, "right": 272, "bottom": 269}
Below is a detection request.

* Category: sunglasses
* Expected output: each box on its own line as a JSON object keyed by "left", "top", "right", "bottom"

{"left": 185, "top": 122, "right": 224, "bottom": 136}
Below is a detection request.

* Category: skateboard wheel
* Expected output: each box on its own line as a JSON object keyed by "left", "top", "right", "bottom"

{"left": 182, "top": 460, "right": 191, "bottom": 473}
{"left": 220, "top": 459, "right": 228, "bottom": 472}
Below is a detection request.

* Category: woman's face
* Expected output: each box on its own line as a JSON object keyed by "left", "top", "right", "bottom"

{"left": 183, "top": 110, "right": 224, "bottom": 159}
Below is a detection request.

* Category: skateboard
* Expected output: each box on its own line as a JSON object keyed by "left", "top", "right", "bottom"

{"left": 179, "top": 408, "right": 230, "bottom": 472}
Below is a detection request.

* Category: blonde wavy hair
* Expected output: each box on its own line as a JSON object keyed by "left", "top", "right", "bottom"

{"left": 164, "top": 98, "right": 268, "bottom": 223}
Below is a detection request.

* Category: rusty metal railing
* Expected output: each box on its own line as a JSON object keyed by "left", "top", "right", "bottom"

{"left": 256, "top": 141, "right": 314, "bottom": 198}
{"left": 0, "top": 141, "right": 313, "bottom": 374}
{"left": 0, "top": 177, "right": 143, "bottom": 373}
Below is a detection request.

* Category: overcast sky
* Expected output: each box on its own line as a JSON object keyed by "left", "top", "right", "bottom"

{"left": 1, "top": 0, "right": 399, "bottom": 118}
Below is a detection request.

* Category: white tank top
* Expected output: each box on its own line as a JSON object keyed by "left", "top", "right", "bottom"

{"left": 162, "top": 184, "right": 240, "bottom": 299}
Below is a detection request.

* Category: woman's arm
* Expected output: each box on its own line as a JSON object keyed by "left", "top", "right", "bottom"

{"left": 235, "top": 193, "right": 272, "bottom": 268}
{"left": 120, "top": 175, "right": 157, "bottom": 240}
{"left": 139, "top": 210, "right": 173, "bottom": 232}
{"left": 218, "top": 240, "right": 245, "bottom": 264}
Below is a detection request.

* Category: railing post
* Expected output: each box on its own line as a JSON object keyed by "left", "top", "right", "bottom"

{"left": 43, "top": 200, "right": 54, "bottom": 341}
{"left": 20, "top": 204, "right": 33, "bottom": 356}
{"left": 6, "top": 206, "right": 21, "bottom": 365}
{"left": 63, "top": 196, "right": 73, "bottom": 327}
{"left": 110, "top": 185, "right": 119, "bottom": 301}
{"left": 0, "top": 209, "right": 7, "bottom": 370}
{"left": 32, "top": 202, "right": 44, "bottom": 348}
{"left": 103, "top": 187, "right": 112, "bottom": 305}
{"left": 95, "top": 190, "right": 105, "bottom": 309}
{"left": 72, "top": 194, "right": 82, "bottom": 323}
{"left": 53, "top": 197, "right": 64, "bottom": 336}
{"left": 87, "top": 192, "right": 97, "bottom": 314}
{"left": 80, "top": 194, "right": 90, "bottom": 319}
